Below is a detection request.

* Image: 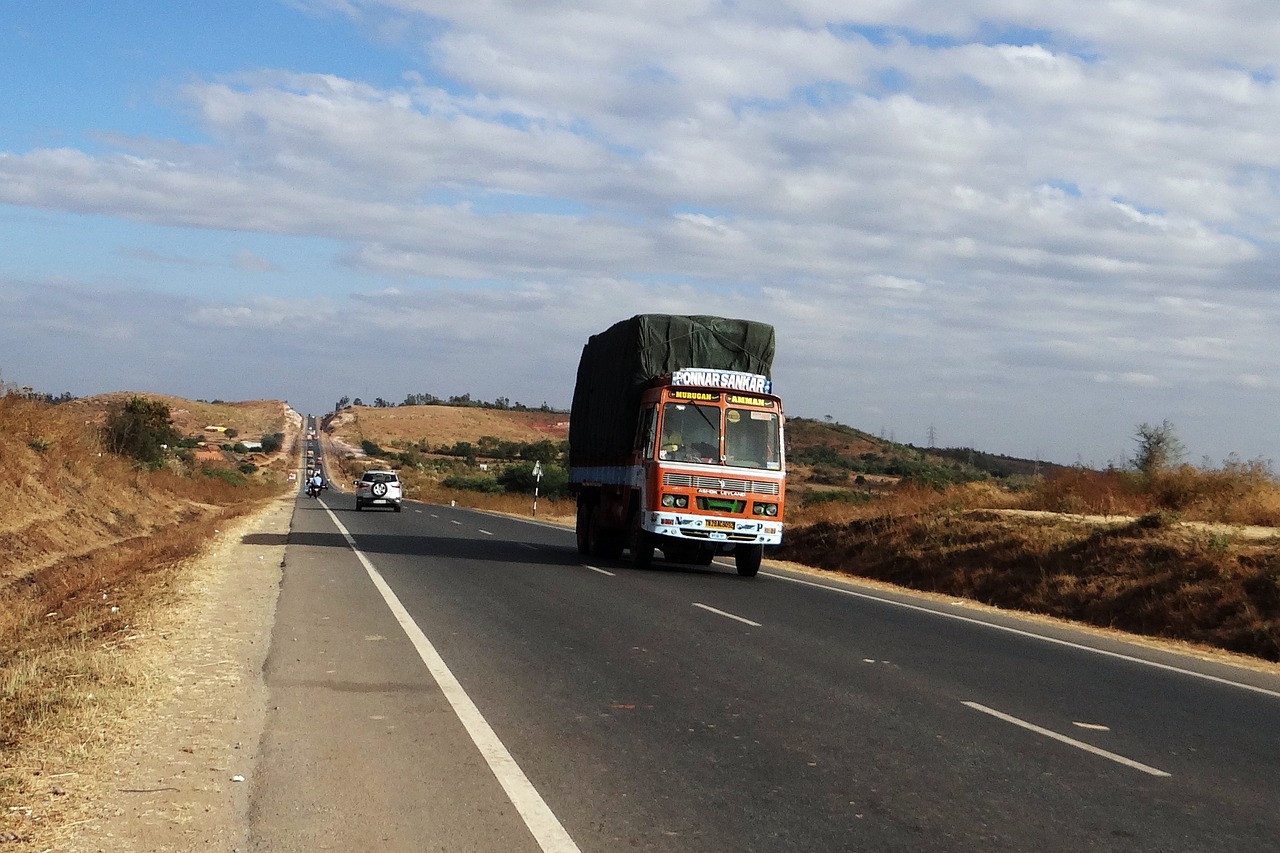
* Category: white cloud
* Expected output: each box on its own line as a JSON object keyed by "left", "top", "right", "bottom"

{"left": 3, "top": 0, "right": 1280, "bottom": 463}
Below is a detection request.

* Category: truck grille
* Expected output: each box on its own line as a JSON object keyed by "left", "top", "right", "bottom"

{"left": 662, "top": 472, "right": 781, "bottom": 496}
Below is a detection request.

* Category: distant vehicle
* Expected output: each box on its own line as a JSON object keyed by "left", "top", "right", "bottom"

{"left": 354, "top": 470, "right": 402, "bottom": 512}
{"left": 568, "top": 314, "right": 786, "bottom": 577}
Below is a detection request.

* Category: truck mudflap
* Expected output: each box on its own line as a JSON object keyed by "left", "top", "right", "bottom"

{"left": 645, "top": 510, "right": 782, "bottom": 546}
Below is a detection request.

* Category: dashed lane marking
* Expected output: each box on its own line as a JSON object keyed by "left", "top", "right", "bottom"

{"left": 692, "top": 602, "right": 761, "bottom": 627}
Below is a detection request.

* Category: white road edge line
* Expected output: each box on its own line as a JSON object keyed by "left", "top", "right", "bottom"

{"left": 764, "top": 571, "right": 1280, "bottom": 701}
{"left": 323, "top": 507, "right": 582, "bottom": 853}
{"left": 692, "top": 602, "right": 762, "bottom": 627}
{"left": 963, "top": 701, "right": 1171, "bottom": 778}
{"left": 584, "top": 565, "right": 615, "bottom": 576}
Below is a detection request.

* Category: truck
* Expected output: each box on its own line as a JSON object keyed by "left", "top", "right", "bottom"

{"left": 568, "top": 314, "right": 786, "bottom": 577}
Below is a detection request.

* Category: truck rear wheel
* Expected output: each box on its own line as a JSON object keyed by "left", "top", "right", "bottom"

{"left": 589, "top": 505, "right": 624, "bottom": 560}
{"left": 575, "top": 498, "right": 592, "bottom": 555}
{"left": 629, "top": 512, "right": 654, "bottom": 570}
{"left": 735, "top": 545, "right": 763, "bottom": 577}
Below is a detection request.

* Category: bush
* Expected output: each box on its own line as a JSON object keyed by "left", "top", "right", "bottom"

{"left": 497, "top": 462, "right": 569, "bottom": 498}
{"left": 361, "top": 439, "right": 385, "bottom": 457}
{"left": 441, "top": 473, "right": 503, "bottom": 493}
{"left": 260, "top": 433, "right": 284, "bottom": 454}
{"left": 102, "top": 396, "right": 178, "bottom": 468}
{"left": 238, "top": 462, "right": 258, "bottom": 475}
{"left": 203, "top": 467, "right": 248, "bottom": 487}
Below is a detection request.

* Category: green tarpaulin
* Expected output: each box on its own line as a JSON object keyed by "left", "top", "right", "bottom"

{"left": 569, "top": 315, "right": 776, "bottom": 470}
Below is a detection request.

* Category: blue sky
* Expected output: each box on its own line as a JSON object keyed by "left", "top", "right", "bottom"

{"left": 2, "top": 1, "right": 1279, "bottom": 466}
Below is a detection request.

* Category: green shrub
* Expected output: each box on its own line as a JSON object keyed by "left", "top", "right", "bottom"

{"left": 102, "top": 396, "right": 178, "bottom": 468}
{"left": 203, "top": 467, "right": 247, "bottom": 487}
{"left": 442, "top": 473, "right": 503, "bottom": 493}
{"left": 497, "top": 462, "right": 569, "bottom": 498}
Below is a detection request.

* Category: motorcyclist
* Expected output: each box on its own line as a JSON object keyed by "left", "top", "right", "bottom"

{"left": 308, "top": 471, "right": 324, "bottom": 497}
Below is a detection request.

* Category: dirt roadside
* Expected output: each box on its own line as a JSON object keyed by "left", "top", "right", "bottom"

{"left": 45, "top": 496, "right": 292, "bottom": 853}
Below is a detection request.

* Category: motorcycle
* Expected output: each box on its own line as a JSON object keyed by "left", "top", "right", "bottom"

{"left": 307, "top": 480, "right": 324, "bottom": 498}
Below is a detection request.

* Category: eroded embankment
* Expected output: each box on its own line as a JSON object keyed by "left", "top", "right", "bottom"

{"left": 777, "top": 510, "right": 1280, "bottom": 661}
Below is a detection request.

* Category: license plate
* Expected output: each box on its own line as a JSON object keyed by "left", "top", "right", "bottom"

{"left": 705, "top": 519, "right": 735, "bottom": 530}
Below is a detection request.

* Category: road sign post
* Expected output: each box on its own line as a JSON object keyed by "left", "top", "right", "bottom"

{"left": 532, "top": 461, "right": 543, "bottom": 517}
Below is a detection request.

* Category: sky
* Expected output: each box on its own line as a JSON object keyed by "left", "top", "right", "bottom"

{"left": 1, "top": 1, "right": 1277, "bottom": 467}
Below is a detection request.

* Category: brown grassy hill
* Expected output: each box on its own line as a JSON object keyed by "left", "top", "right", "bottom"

{"left": 0, "top": 392, "right": 291, "bottom": 834}
{"left": 66, "top": 393, "right": 292, "bottom": 441}
{"left": 327, "top": 404, "right": 569, "bottom": 449}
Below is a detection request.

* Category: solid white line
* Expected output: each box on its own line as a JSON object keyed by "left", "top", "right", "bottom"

{"left": 692, "top": 602, "right": 762, "bottom": 627}
{"left": 764, "top": 571, "right": 1280, "bottom": 701}
{"left": 963, "top": 701, "right": 1171, "bottom": 778}
{"left": 323, "top": 507, "right": 582, "bottom": 853}
{"left": 584, "top": 565, "right": 615, "bottom": 577}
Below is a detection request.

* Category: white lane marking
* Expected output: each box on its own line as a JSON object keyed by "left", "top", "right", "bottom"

{"left": 692, "top": 603, "right": 762, "bottom": 627}
{"left": 764, "top": 572, "right": 1280, "bottom": 701}
{"left": 451, "top": 520, "right": 462, "bottom": 526}
{"left": 479, "top": 529, "right": 494, "bottom": 536}
{"left": 584, "top": 565, "right": 615, "bottom": 577}
{"left": 322, "top": 507, "right": 582, "bottom": 853}
{"left": 1073, "top": 721, "right": 1111, "bottom": 731}
{"left": 962, "top": 701, "right": 1171, "bottom": 778}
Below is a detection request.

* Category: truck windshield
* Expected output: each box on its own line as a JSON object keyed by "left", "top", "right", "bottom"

{"left": 725, "top": 408, "right": 781, "bottom": 470}
{"left": 658, "top": 402, "right": 721, "bottom": 464}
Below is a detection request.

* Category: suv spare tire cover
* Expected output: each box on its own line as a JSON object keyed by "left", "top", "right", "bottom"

{"left": 372, "top": 481, "right": 388, "bottom": 497}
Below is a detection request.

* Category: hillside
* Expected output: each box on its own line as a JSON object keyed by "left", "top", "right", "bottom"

{"left": 325, "top": 404, "right": 569, "bottom": 449}
{"left": 66, "top": 393, "right": 293, "bottom": 442}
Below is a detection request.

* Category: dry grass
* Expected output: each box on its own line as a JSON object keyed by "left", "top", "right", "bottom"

{"left": 329, "top": 404, "right": 568, "bottom": 450}
{"left": 0, "top": 393, "right": 288, "bottom": 836}
{"left": 778, "top": 470, "right": 1280, "bottom": 661}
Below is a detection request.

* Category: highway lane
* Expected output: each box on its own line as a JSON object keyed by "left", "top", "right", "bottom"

{"left": 256, "top": 469, "right": 1280, "bottom": 851}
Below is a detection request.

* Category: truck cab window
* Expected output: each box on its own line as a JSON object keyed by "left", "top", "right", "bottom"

{"left": 724, "top": 409, "right": 781, "bottom": 469}
{"left": 659, "top": 402, "right": 721, "bottom": 464}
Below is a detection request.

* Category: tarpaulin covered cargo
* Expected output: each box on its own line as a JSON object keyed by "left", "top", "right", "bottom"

{"left": 569, "top": 315, "right": 775, "bottom": 469}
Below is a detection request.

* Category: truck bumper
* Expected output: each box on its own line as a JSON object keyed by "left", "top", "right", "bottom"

{"left": 645, "top": 510, "right": 782, "bottom": 546}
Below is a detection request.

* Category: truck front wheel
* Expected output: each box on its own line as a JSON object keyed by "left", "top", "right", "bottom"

{"left": 735, "top": 545, "right": 763, "bottom": 577}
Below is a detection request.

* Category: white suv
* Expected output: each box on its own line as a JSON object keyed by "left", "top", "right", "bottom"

{"left": 354, "top": 470, "right": 402, "bottom": 512}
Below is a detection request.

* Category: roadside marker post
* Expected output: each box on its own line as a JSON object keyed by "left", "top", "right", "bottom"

{"left": 532, "top": 461, "right": 543, "bottom": 517}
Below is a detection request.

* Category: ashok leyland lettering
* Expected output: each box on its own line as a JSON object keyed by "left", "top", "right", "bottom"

{"left": 568, "top": 315, "right": 786, "bottom": 577}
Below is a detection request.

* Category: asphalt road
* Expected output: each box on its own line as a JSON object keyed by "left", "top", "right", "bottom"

{"left": 252, "top": 437, "right": 1280, "bottom": 851}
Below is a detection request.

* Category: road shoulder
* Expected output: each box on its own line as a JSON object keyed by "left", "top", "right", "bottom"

{"left": 58, "top": 496, "right": 290, "bottom": 852}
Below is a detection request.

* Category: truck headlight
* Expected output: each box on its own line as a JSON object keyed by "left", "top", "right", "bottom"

{"left": 753, "top": 502, "right": 778, "bottom": 516}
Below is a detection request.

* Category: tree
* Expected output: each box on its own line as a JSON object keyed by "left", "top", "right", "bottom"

{"left": 103, "top": 396, "right": 178, "bottom": 467}
{"left": 335, "top": 395, "right": 350, "bottom": 411}
{"left": 1134, "top": 420, "right": 1185, "bottom": 475}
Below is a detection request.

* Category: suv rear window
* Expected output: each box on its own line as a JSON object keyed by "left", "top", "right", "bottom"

{"left": 361, "top": 472, "right": 398, "bottom": 483}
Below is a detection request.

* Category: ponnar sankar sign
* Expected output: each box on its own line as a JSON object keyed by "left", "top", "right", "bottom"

{"left": 671, "top": 369, "right": 772, "bottom": 394}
